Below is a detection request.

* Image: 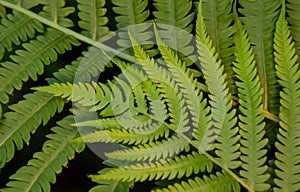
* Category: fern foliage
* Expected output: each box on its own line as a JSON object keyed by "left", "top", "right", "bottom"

{"left": 273, "top": 3, "right": 300, "bottom": 192}
{"left": 2, "top": 116, "right": 85, "bottom": 192}
{"left": 233, "top": 19, "right": 269, "bottom": 191}
{"left": 1, "top": 0, "right": 300, "bottom": 191}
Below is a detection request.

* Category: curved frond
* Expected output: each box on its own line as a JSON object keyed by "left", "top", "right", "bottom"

{"left": 90, "top": 179, "right": 131, "bottom": 192}
{"left": 153, "top": 0, "right": 195, "bottom": 65}
{"left": 0, "top": 10, "right": 44, "bottom": 59}
{"left": 0, "top": 91, "right": 65, "bottom": 168}
{"left": 273, "top": 4, "right": 300, "bottom": 192}
{"left": 1, "top": 116, "right": 85, "bottom": 192}
{"left": 202, "top": 0, "right": 236, "bottom": 94}
{"left": 39, "top": 0, "right": 75, "bottom": 27}
{"left": 0, "top": 28, "right": 80, "bottom": 103}
{"left": 153, "top": 171, "right": 240, "bottom": 192}
{"left": 196, "top": 1, "right": 240, "bottom": 168}
{"left": 233, "top": 20, "right": 269, "bottom": 191}
{"left": 239, "top": 0, "right": 281, "bottom": 114}
{"left": 77, "top": 0, "right": 108, "bottom": 40}
{"left": 90, "top": 152, "right": 213, "bottom": 182}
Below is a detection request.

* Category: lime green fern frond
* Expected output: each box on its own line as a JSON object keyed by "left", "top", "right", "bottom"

{"left": 0, "top": 91, "right": 65, "bottom": 168}
{"left": 202, "top": 0, "right": 236, "bottom": 94}
{"left": 90, "top": 152, "right": 213, "bottom": 182}
{"left": 105, "top": 136, "right": 189, "bottom": 162}
{"left": 233, "top": 20, "right": 269, "bottom": 191}
{"left": 273, "top": 4, "right": 300, "bottom": 192}
{"left": 90, "top": 178, "right": 132, "bottom": 192}
{"left": 77, "top": 0, "right": 108, "bottom": 40}
{"left": 196, "top": 1, "right": 240, "bottom": 169}
{"left": 39, "top": 0, "right": 75, "bottom": 27}
{"left": 77, "top": 124, "right": 169, "bottom": 145}
{"left": 1, "top": 116, "right": 85, "bottom": 192}
{"left": 0, "top": 10, "right": 43, "bottom": 59}
{"left": 0, "top": 28, "right": 80, "bottom": 103}
{"left": 153, "top": 171, "right": 240, "bottom": 192}
{"left": 239, "top": 0, "right": 281, "bottom": 114}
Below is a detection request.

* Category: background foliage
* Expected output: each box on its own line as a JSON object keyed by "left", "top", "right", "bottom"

{"left": 0, "top": 0, "right": 300, "bottom": 191}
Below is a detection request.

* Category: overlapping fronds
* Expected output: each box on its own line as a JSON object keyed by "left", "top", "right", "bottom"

{"left": 90, "top": 178, "right": 132, "bottom": 192}
{"left": 153, "top": 171, "right": 240, "bottom": 192}
{"left": 196, "top": 1, "right": 240, "bottom": 169}
{"left": 233, "top": 19, "right": 269, "bottom": 191}
{"left": 274, "top": 4, "right": 300, "bottom": 192}
{"left": 0, "top": 91, "right": 64, "bottom": 168}
{"left": 2, "top": 116, "right": 85, "bottom": 192}
{"left": 90, "top": 152, "right": 213, "bottom": 182}
{"left": 153, "top": 0, "right": 195, "bottom": 65}
{"left": 0, "top": 29, "right": 80, "bottom": 103}
{"left": 202, "top": 0, "right": 236, "bottom": 93}
{"left": 239, "top": 0, "right": 281, "bottom": 114}
{"left": 77, "top": 0, "right": 108, "bottom": 40}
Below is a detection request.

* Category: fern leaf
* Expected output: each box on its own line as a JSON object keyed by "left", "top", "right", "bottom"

{"left": 129, "top": 31, "right": 190, "bottom": 134}
{"left": 77, "top": 123, "right": 169, "bottom": 145}
{"left": 239, "top": 0, "right": 281, "bottom": 114}
{"left": 105, "top": 136, "right": 189, "bottom": 162}
{"left": 202, "top": 0, "right": 236, "bottom": 94}
{"left": 152, "top": 171, "right": 240, "bottom": 192}
{"left": 233, "top": 20, "right": 269, "bottom": 191}
{"left": 0, "top": 91, "right": 64, "bottom": 168}
{"left": 90, "top": 152, "right": 213, "bottom": 182}
{"left": 77, "top": 0, "right": 108, "bottom": 40}
{"left": 39, "top": 0, "right": 75, "bottom": 27}
{"left": 0, "top": 28, "right": 80, "bottom": 103}
{"left": 287, "top": 0, "right": 300, "bottom": 58}
{"left": 0, "top": 10, "right": 44, "bottom": 60}
{"left": 196, "top": 1, "right": 240, "bottom": 168}
{"left": 274, "top": 4, "right": 300, "bottom": 192}
{"left": 1, "top": 116, "right": 85, "bottom": 192}
{"left": 112, "top": 0, "right": 153, "bottom": 53}
{"left": 153, "top": 0, "right": 195, "bottom": 65}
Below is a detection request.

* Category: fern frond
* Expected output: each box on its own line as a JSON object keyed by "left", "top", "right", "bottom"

{"left": 1, "top": 116, "right": 85, "bottom": 192}
{"left": 90, "top": 152, "right": 213, "bottom": 182}
{"left": 112, "top": 0, "right": 153, "bottom": 53}
{"left": 0, "top": 28, "right": 80, "bottom": 103}
{"left": 39, "top": 0, "right": 75, "bottom": 27}
{"left": 0, "top": 91, "right": 64, "bottom": 168}
{"left": 287, "top": 0, "right": 300, "bottom": 58}
{"left": 77, "top": 124, "right": 169, "bottom": 145}
{"left": 130, "top": 30, "right": 190, "bottom": 134}
{"left": 153, "top": 0, "right": 195, "bottom": 65}
{"left": 196, "top": 1, "right": 240, "bottom": 169}
{"left": 77, "top": 0, "right": 108, "bottom": 40}
{"left": 0, "top": 10, "right": 44, "bottom": 59}
{"left": 152, "top": 171, "right": 240, "bottom": 192}
{"left": 105, "top": 136, "right": 189, "bottom": 162}
{"left": 202, "top": 0, "right": 236, "bottom": 94}
{"left": 233, "top": 20, "right": 269, "bottom": 191}
{"left": 273, "top": 4, "right": 300, "bottom": 192}
{"left": 239, "top": 0, "right": 281, "bottom": 114}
